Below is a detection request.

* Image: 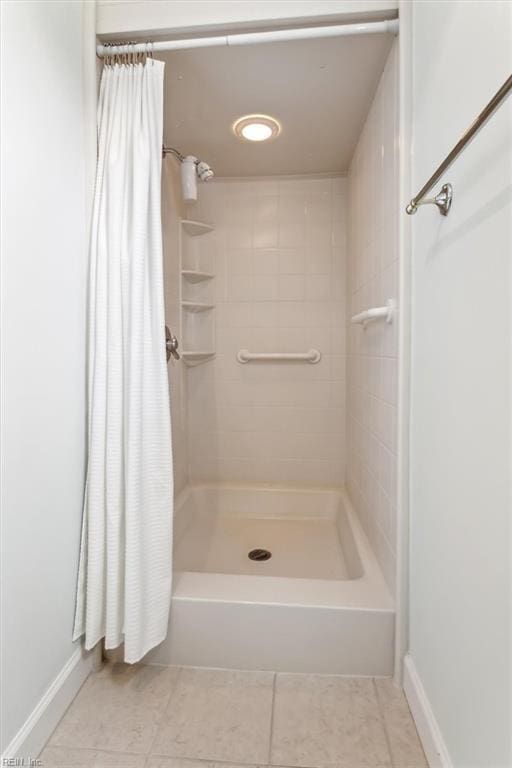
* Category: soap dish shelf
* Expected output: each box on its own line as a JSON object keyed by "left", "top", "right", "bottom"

{"left": 179, "top": 219, "right": 216, "bottom": 365}
{"left": 181, "top": 351, "right": 215, "bottom": 366}
{"left": 182, "top": 270, "right": 214, "bottom": 283}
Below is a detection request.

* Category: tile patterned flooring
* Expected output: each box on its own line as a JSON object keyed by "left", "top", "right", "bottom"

{"left": 40, "top": 664, "right": 427, "bottom": 768}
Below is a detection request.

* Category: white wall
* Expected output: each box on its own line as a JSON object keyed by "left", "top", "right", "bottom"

{"left": 408, "top": 1, "right": 511, "bottom": 765}
{"left": 188, "top": 176, "right": 347, "bottom": 486}
{"left": 0, "top": 0, "right": 92, "bottom": 755}
{"left": 96, "top": 0, "right": 398, "bottom": 36}
{"left": 346, "top": 41, "right": 399, "bottom": 593}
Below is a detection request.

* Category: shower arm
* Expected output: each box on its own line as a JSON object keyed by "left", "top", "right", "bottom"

{"left": 162, "top": 146, "right": 187, "bottom": 163}
{"left": 162, "top": 146, "right": 215, "bottom": 182}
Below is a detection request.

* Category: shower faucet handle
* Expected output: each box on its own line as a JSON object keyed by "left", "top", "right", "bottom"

{"left": 165, "top": 326, "right": 180, "bottom": 362}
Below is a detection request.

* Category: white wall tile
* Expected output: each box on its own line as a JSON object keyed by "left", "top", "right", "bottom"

{"left": 252, "top": 275, "right": 279, "bottom": 301}
{"left": 346, "top": 41, "right": 399, "bottom": 593}
{"left": 278, "top": 275, "right": 305, "bottom": 301}
{"left": 227, "top": 275, "right": 252, "bottom": 301}
{"left": 188, "top": 175, "right": 347, "bottom": 487}
{"left": 306, "top": 274, "right": 331, "bottom": 301}
{"left": 253, "top": 249, "right": 279, "bottom": 275}
{"left": 279, "top": 248, "right": 307, "bottom": 275}
{"left": 227, "top": 248, "right": 253, "bottom": 275}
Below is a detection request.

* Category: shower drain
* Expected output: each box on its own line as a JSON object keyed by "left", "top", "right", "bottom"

{"left": 248, "top": 548, "right": 272, "bottom": 562}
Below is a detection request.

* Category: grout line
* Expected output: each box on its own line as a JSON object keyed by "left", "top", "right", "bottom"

{"left": 372, "top": 677, "right": 395, "bottom": 768}
{"left": 149, "top": 753, "right": 259, "bottom": 767}
{"left": 267, "top": 672, "right": 277, "bottom": 766}
{"left": 145, "top": 665, "right": 184, "bottom": 759}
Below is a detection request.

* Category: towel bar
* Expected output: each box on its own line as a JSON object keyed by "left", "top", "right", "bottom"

{"left": 406, "top": 74, "right": 512, "bottom": 215}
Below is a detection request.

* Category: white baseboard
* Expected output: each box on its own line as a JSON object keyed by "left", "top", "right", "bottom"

{"left": 2, "top": 646, "right": 93, "bottom": 762}
{"left": 403, "top": 654, "right": 453, "bottom": 768}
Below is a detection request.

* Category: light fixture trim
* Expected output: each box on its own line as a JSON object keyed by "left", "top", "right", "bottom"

{"left": 232, "top": 114, "right": 281, "bottom": 142}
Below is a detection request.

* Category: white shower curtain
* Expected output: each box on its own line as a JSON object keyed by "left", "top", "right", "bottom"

{"left": 73, "top": 59, "right": 173, "bottom": 663}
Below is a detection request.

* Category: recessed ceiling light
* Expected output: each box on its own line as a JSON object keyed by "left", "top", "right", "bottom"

{"left": 232, "top": 114, "right": 281, "bottom": 142}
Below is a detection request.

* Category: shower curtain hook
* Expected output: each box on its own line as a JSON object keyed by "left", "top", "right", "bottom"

{"left": 104, "top": 41, "right": 113, "bottom": 67}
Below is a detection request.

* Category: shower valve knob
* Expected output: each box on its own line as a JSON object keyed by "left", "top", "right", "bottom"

{"left": 165, "top": 326, "right": 180, "bottom": 361}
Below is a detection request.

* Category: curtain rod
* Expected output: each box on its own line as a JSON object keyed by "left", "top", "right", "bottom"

{"left": 96, "top": 19, "right": 399, "bottom": 56}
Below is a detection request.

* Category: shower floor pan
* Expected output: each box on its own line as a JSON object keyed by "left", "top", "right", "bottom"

{"left": 145, "top": 484, "right": 394, "bottom": 675}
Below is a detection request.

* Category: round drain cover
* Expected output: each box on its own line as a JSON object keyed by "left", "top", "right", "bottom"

{"left": 248, "top": 548, "right": 272, "bottom": 562}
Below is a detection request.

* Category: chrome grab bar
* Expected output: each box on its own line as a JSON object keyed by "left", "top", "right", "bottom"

{"left": 406, "top": 74, "right": 512, "bottom": 216}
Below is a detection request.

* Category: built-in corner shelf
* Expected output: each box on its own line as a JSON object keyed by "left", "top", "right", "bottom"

{"left": 181, "top": 270, "right": 215, "bottom": 283}
{"left": 182, "top": 301, "right": 214, "bottom": 313}
{"left": 181, "top": 351, "right": 216, "bottom": 366}
{"left": 181, "top": 219, "right": 214, "bottom": 236}
{"left": 179, "top": 219, "right": 216, "bottom": 366}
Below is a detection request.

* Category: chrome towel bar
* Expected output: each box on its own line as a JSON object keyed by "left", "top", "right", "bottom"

{"left": 237, "top": 349, "right": 321, "bottom": 364}
{"left": 406, "top": 73, "right": 512, "bottom": 216}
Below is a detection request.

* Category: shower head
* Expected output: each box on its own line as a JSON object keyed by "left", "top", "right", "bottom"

{"left": 179, "top": 156, "right": 215, "bottom": 201}
{"left": 196, "top": 160, "right": 214, "bottom": 182}
{"left": 162, "top": 146, "right": 214, "bottom": 200}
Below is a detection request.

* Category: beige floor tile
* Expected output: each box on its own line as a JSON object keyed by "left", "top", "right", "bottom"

{"left": 146, "top": 759, "right": 259, "bottom": 768}
{"left": 50, "top": 663, "right": 180, "bottom": 754}
{"left": 271, "top": 674, "right": 392, "bottom": 768}
{"left": 152, "top": 667, "right": 274, "bottom": 764}
{"left": 39, "top": 747, "right": 146, "bottom": 767}
{"left": 39, "top": 748, "right": 96, "bottom": 767}
{"left": 374, "top": 679, "right": 428, "bottom": 768}
{"left": 93, "top": 752, "right": 147, "bottom": 767}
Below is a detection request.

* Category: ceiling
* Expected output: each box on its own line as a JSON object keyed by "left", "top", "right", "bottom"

{"left": 161, "top": 32, "right": 393, "bottom": 177}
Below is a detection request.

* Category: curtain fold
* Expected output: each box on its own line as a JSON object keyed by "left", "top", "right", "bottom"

{"left": 73, "top": 59, "right": 173, "bottom": 663}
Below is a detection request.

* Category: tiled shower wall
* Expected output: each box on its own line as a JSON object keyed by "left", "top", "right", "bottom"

{"left": 187, "top": 175, "right": 347, "bottom": 486}
{"left": 346, "top": 41, "right": 399, "bottom": 591}
{"left": 162, "top": 159, "right": 189, "bottom": 495}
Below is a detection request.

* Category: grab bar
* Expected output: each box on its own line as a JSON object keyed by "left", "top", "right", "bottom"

{"left": 406, "top": 73, "right": 512, "bottom": 216}
{"left": 351, "top": 300, "right": 395, "bottom": 328}
{"left": 237, "top": 349, "right": 321, "bottom": 364}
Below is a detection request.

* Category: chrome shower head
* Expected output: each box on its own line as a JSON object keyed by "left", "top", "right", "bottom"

{"left": 196, "top": 160, "right": 214, "bottom": 181}
{"left": 162, "top": 146, "right": 214, "bottom": 201}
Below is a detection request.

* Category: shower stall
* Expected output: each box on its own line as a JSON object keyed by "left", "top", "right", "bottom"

{"left": 146, "top": 25, "right": 402, "bottom": 676}
{"left": 3, "top": 1, "right": 512, "bottom": 764}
